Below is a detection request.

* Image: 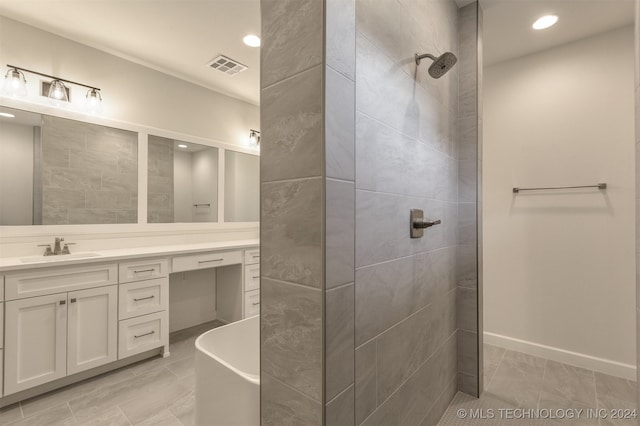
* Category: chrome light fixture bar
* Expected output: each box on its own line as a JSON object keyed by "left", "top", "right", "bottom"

{"left": 3, "top": 64, "right": 102, "bottom": 111}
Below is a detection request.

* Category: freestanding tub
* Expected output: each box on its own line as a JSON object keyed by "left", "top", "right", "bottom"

{"left": 195, "top": 316, "right": 260, "bottom": 426}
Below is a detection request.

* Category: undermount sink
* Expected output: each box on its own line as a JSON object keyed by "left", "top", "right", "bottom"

{"left": 20, "top": 253, "right": 101, "bottom": 263}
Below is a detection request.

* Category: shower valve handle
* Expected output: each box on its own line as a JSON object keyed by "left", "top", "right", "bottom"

{"left": 413, "top": 219, "right": 442, "bottom": 229}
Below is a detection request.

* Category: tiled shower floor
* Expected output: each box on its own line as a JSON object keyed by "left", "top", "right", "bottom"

{"left": 438, "top": 344, "right": 637, "bottom": 425}
{"left": 0, "top": 320, "right": 224, "bottom": 426}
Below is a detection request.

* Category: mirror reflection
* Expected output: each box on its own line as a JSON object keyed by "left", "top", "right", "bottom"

{"left": 0, "top": 107, "right": 138, "bottom": 226}
{"left": 224, "top": 150, "right": 259, "bottom": 222}
{"left": 147, "top": 135, "right": 219, "bottom": 223}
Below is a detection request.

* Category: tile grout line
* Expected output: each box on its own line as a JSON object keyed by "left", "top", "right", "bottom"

{"left": 536, "top": 359, "right": 549, "bottom": 410}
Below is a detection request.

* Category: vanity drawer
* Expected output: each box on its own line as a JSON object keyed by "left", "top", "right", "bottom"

{"left": 5, "top": 263, "right": 117, "bottom": 300}
{"left": 244, "top": 264, "right": 260, "bottom": 292}
{"left": 119, "top": 278, "right": 168, "bottom": 320}
{"left": 119, "top": 259, "right": 168, "bottom": 283}
{"left": 244, "top": 289, "right": 260, "bottom": 318}
{"left": 172, "top": 250, "right": 242, "bottom": 273}
{"left": 244, "top": 249, "right": 260, "bottom": 265}
{"left": 118, "top": 311, "right": 167, "bottom": 359}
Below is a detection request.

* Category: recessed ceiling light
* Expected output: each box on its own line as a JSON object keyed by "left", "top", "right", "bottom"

{"left": 0, "top": 112, "right": 15, "bottom": 118}
{"left": 243, "top": 34, "right": 261, "bottom": 47}
{"left": 178, "top": 144, "right": 188, "bottom": 148}
{"left": 532, "top": 15, "right": 558, "bottom": 30}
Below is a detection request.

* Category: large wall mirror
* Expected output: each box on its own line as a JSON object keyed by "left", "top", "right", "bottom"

{"left": 148, "top": 135, "right": 219, "bottom": 223}
{"left": 224, "top": 150, "right": 259, "bottom": 222}
{"left": 0, "top": 106, "right": 138, "bottom": 226}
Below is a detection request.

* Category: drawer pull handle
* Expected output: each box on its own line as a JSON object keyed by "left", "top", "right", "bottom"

{"left": 59, "top": 300, "right": 66, "bottom": 305}
{"left": 134, "top": 331, "right": 155, "bottom": 339}
{"left": 252, "top": 302, "right": 260, "bottom": 306}
{"left": 252, "top": 275, "right": 260, "bottom": 279}
{"left": 70, "top": 298, "right": 77, "bottom": 303}
{"left": 252, "top": 255, "right": 259, "bottom": 258}
{"left": 199, "top": 258, "right": 224, "bottom": 264}
{"left": 134, "top": 269, "right": 155, "bottom": 274}
{"left": 134, "top": 295, "right": 155, "bottom": 302}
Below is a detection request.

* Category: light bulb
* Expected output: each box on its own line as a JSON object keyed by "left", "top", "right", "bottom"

{"left": 47, "top": 80, "right": 69, "bottom": 104}
{"left": 2, "top": 68, "right": 27, "bottom": 98}
{"left": 248, "top": 129, "right": 260, "bottom": 147}
{"left": 85, "top": 88, "right": 102, "bottom": 114}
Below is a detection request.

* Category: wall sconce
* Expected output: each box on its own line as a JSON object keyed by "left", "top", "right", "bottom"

{"left": 2, "top": 67, "right": 27, "bottom": 98}
{"left": 2, "top": 64, "right": 103, "bottom": 113}
{"left": 249, "top": 129, "right": 261, "bottom": 147}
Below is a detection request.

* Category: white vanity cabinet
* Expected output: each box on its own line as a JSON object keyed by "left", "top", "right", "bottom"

{"left": 0, "top": 242, "right": 259, "bottom": 402}
{"left": 3, "top": 264, "right": 118, "bottom": 396}
{"left": 243, "top": 249, "right": 260, "bottom": 318}
{"left": 4, "top": 293, "right": 68, "bottom": 395}
{"left": 67, "top": 286, "right": 118, "bottom": 375}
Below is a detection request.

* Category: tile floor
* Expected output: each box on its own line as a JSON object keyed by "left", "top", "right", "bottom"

{"left": 2, "top": 332, "right": 635, "bottom": 426}
{"left": 0, "top": 320, "right": 224, "bottom": 426}
{"left": 439, "top": 344, "right": 638, "bottom": 425}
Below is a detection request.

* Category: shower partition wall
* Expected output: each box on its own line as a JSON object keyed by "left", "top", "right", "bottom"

{"left": 260, "top": 0, "right": 481, "bottom": 424}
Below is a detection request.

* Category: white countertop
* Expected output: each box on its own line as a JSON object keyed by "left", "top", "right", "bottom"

{"left": 0, "top": 239, "right": 260, "bottom": 272}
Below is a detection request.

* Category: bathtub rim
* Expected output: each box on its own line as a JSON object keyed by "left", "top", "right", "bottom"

{"left": 195, "top": 315, "right": 260, "bottom": 385}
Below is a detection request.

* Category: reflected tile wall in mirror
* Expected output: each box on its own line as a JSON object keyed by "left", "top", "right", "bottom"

{"left": 148, "top": 135, "right": 219, "bottom": 223}
{"left": 0, "top": 107, "right": 138, "bottom": 226}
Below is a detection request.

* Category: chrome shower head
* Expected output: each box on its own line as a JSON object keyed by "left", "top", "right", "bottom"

{"left": 415, "top": 52, "right": 458, "bottom": 79}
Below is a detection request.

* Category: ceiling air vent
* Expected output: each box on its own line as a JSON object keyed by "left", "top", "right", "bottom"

{"left": 207, "top": 55, "right": 248, "bottom": 76}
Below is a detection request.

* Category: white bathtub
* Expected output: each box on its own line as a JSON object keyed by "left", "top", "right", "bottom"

{"left": 195, "top": 316, "right": 260, "bottom": 426}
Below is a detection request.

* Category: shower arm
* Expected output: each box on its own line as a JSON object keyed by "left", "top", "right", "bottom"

{"left": 415, "top": 53, "right": 437, "bottom": 65}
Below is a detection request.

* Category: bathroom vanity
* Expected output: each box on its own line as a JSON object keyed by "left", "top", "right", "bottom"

{"left": 0, "top": 239, "right": 259, "bottom": 406}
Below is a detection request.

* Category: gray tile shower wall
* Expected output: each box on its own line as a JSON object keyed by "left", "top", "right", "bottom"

{"left": 261, "top": 0, "right": 478, "bottom": 423}
{"left": 40, "top": 115, "right": 138, "bottom": 224}
{"left": 456, "top": 1, "right": 482, "bottom": 398}
{"left": 260, "top": 0, "right": 325, "bottom": 424}
{"left": 353, "top": 0, "right": 467, "bottom": 424}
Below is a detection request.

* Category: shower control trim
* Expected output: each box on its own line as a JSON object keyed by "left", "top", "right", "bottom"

{"left": 410, "top": 209, "right": 442, "bottom": 238}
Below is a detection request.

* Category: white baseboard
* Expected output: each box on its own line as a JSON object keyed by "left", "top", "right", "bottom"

{"left": 483, "top": 331, "right": 636, "bottom": 381}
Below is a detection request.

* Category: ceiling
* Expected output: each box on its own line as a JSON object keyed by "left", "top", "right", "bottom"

{"left": 482, "top": 0, "right": 635, "bottom": 66}
{"left": 0, "top": 0, "right": 261, "bottom": 105}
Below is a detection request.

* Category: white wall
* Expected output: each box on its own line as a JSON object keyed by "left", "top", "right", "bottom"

{"left": 224, "top": 150, "right": 259, "bottom": 222}
{"left": 0, "top": 17, "right": 259, "bottom": 146}
{"left": 483, "top": 26, "right": 636, "bottom": 377}
{"left": 192, "top": 149, "right": 219, "bottom": 223}
{"left": 174, "top": 150, "right": 194, "bottom": 222}
{"left": 0, "top": 122, "right": 34, "bottom": 225}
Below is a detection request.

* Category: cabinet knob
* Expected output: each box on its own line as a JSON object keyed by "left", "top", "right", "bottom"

{"left": 59, "top": 300, "right": 66, "bottom": 305}
{"left": 70, "top": 298, "right": 77, "bottom": 303}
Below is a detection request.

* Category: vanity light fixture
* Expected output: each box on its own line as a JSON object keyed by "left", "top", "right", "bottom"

{"left": 48, "top": 79, "right": 69, "bottom": 102}
{"left": 2, "top": 67, "right": 28, "bottom": 98}
{"left": 532, "top": 15, "right": 558, "bottom": 30}
{"left": 85, "top": 88, "right": 102, "bottom": 114}
{"left": 249, "top": 129, "right": 261, "bottom": 147}
{"left": 3, "top": 64, "right": 103, "bottom": 112}
{"left": 178, "top": 144, "right": 188, "bottom": 148}
{"left": 0, "top": 112, "right": 15, "bottom": 118}
{"left": 243, "top": 34, "right": 261, "bottom": 47}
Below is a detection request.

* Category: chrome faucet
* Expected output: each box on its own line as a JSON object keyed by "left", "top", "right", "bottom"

{"left": 53, "top": 237, "right": 64, "bottom": 255}
{"left": 38, "top": 237, "right": 74, "bottom": 256}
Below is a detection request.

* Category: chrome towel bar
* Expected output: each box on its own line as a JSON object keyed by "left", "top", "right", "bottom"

{"left": 513, "top": 183, "right": 607, "bottom": 193}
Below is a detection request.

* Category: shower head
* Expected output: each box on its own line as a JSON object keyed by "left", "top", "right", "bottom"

{"left": 415, "top": 52, "right": 458, "bottom": 79}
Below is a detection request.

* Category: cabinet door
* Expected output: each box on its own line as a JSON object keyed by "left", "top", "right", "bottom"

{"left": 4, "top": 293, "right": 67, "bottom": 395}
{"left": 68, "top": 286, "right": 118, "bottom": 375}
